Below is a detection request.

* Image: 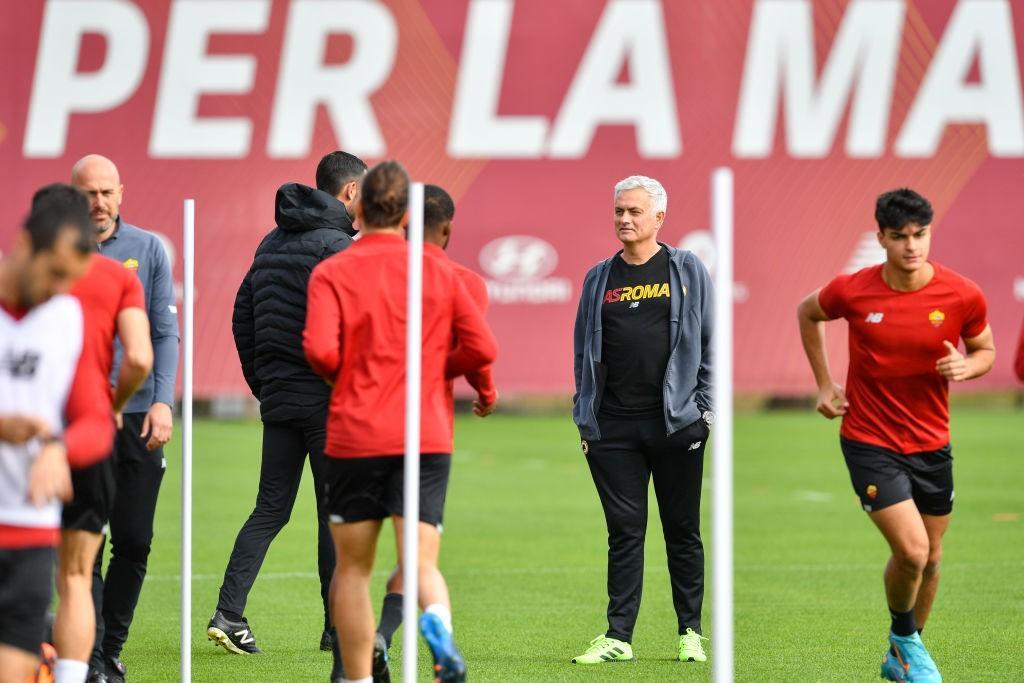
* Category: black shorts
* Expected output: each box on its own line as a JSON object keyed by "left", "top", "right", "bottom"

{"left": 323, "top": 454, "right": 451, "bottom": 527}
{"left": 0, "top": 546, "right": 55, "bottom": 654}
{"left": 840, "top": 438, "right": 954, "bottom": 515}
{"left": 61, "top": 456, "right": 116, "bottom": 533}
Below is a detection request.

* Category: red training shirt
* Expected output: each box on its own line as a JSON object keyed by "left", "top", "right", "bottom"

{"left": 303, "top": 233, "right": 498, "bottom": 458}
{"left": 425, "top": 244, "right": 498, "bottom": 408}
{"left": 1015, "top": 315, "right": 1024, "bottom": 383}
{"left": 819, "top": 262, "right": 988, "bottom": 454}
{"left": 68, "top": 254, "right": 145, "bottom": 466}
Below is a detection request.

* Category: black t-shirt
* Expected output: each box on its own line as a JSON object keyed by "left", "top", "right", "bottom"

{"left": 598, "top": 247, "right": 672, "bottom": 418}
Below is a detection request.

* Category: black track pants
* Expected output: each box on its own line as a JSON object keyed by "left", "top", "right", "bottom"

{"left": 584, "top": 415, "right": 707, "bottom": 642}
{"left": 215, "top": 418, "right": 334, "bottom": 628}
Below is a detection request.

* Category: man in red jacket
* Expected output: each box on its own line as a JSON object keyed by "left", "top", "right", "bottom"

{"left": 304, "top": 162, "right": 496, "bottom": 683}
{"left": 1015, "top": 315, "right": 1024, "bottom": 382}
{"left": 373, "top": 183, "right": 497, "bottom": 660}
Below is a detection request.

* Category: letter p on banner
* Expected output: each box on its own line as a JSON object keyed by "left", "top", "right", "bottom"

{"left": 24, "top": 0, "right": 150, "bottom": 157}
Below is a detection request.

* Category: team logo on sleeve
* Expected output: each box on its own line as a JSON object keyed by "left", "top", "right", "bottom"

{"left": 928, "top": 309, "right": 945, "bottom": 327}
{"left": 123, "top": 258, "right": 140, "bottom": 271}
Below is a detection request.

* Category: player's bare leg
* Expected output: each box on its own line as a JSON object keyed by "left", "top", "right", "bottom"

{"left": 0, "top": 645, "right": 39, "bottom": 683}
{"left": 330, "top": 519, "right": 381, "bottom": 681}
{"left": 54, "top": 529, "right": 104, "bottom": 673}
{"left": 385, "top": 566, "right": 401, "bottom": 593}
{"left": 914, "top": 514, "right": 951, "bottom": 629}
{"left": 870, "top": 500, "right": 942, "bottom": 682}
{"left": 393, "top": 516, "right": 465, "bottom": 681}
{"left": 869, "top": 500, "right": 929, "bottom": 613}
{"left": 392, "top": 516, "right": 449, "bottom": 611}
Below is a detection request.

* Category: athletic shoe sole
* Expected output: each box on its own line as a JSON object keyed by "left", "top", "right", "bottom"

{"left": 208, "top": 626, "right": 255, "bottom": 655}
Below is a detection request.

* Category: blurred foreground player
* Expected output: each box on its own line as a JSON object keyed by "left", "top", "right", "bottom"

{"left": 373, "top": 184, "right": 498, "bottom": 658}
{"left": 24, "top": 186, "right": 154, "bottom": 683}
{"left": 797, "top": 188, "right": 995, "bottom": 683}
{"left": 0, "top": 188, "right": 112, "bottom": 683}
{"left": 304, "top": 162, "right": 496, "bottom": 683}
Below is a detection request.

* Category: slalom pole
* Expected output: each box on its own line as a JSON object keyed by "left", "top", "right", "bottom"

{"left": 180, "top": 199, "right": 195, "bottom": 682}
{"left": 402, "top": 182, "right": 425, "bottom": 682}
{"left": 711, "top": 168, "right": 734, "bottom": 683}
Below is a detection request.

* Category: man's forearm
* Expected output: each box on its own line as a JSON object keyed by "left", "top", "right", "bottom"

{"left": 111, "top": 361, "right": 149, "bottom": 414}
{"left": 964, "top": 349, "right": 996, "bottom": 380}
{"left": 799, "top": 315, "right": 835, "bottom": 388}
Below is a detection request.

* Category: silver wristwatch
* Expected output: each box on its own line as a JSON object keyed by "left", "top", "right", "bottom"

{"left": 702, "top": 410, "right": 715, "bottom": 427}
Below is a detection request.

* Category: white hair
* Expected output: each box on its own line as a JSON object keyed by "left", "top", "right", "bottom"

{"left": 614, "top": 175, "right": 667, "bottom": 214}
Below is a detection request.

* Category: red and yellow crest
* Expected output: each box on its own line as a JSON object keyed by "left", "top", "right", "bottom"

{"left": 866, "top": 484, "right": 878, "bottom": 500}
{"left": 928, "top": 309, "right": 945, "bottom": 327}
{"left": 123, "top": 258, "right": 139, "bottom": 271}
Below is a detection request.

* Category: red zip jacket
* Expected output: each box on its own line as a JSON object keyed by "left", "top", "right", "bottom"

{"left": 1015, "top": 314, "right": 1024, "bottom": 382}
{"left": 425, "top": 244, "right": 497, "bottom": 407}
{"left": 303, "top": 233, "right": 497, "bottom": 458}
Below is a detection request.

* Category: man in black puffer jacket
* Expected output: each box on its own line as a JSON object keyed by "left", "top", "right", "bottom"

{"left": 207, "top": 151, "right": 366, "bottom": 656}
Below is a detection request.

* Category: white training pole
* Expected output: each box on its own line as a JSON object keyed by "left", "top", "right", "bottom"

{"left": 402, "top": 183, "right": 425, "bottom": 682}
{"left": 181, "top": 199, "right": 195, "bottom": 683}
{"left": 711, "top": 168, "right": 734, "bottom": 683}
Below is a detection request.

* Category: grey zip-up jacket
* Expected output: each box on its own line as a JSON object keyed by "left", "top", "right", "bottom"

{"left": 97, "top": 219, "right": 180, "bottom": 413}
{"left": 572, "top": 243, "right": 713, "bottom": 441}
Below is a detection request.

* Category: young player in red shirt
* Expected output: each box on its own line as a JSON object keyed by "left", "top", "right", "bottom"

{"left": 0, "top": 186, "right": 113, "bottom": 683}
{"left": 798, "top": 188, "right": 995, "bottom": 683}
{"left": 304, "top": 163, "right": 496, "bottom": 683}
{"left": 372, "top": 184, "right": 498, "bottom": 664}
{"left": 28, "top": 183, "right": 155, "bottom": 683}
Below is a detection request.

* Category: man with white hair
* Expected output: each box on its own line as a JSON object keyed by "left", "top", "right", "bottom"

{"left": 571, "top": 175, "right": 714, "bottom": 666}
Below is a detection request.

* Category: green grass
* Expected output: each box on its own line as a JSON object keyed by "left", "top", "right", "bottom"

{"left": 108, "top": 409, "right": 1023, "bottom": 681}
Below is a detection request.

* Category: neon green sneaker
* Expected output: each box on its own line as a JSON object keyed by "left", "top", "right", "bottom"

{"left": 571, "top": 635, "right": 634, "bottom": 664}
{"left": 679, "top": 628, "right": 708, "bottom": 662}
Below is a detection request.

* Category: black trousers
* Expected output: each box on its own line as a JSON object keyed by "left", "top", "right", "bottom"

{"left": 91, "top": 412, "right": 166, "bottom": 666}
{"left": 216, "top": 417, "right": 334, "bottom": 628}
{"left": 585, "top": 415, "right": 707, "bottom": 643}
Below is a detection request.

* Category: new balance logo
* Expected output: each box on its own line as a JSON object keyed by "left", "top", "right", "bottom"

{"left": 0, "top": 350, "right": 41, "bottom": 378}
{"left": 689, "top": 441, "right": 702, "bottom": 451}
{"left": 234, "top": 629, "right": 255, "bottom": 645}
{"left": 865, "top": 312, "right": 884, "bottom": 323}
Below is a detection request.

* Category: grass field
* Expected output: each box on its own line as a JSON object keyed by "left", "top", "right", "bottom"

{"left": 105, "top": 408, "right": 1023, "bottom": 682}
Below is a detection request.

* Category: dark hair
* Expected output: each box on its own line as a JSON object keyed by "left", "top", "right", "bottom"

{"left": 359, "top": 161, "right": 408, "bottom": 228}
{"left": 423, "top": 184, "right": 455, "bottom": 235}
{"left": 875, "top": 188, "right": 933, "bottom": 231}
{"left": 315, "top": 151, "right": 368, "bottom": 196}
{"left": 25, "top": 183, "right": 93, "bottom": 254}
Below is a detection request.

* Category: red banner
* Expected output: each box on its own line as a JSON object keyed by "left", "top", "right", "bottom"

{"left": 2, "top": 0, "right": 1022, "bottom": 397}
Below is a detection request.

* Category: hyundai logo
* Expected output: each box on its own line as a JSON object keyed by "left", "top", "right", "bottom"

{"left": 479, "top": 235, "right": 559, "bottom": 283}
